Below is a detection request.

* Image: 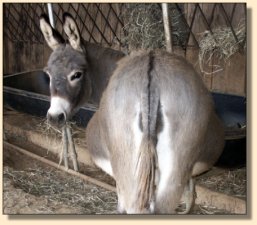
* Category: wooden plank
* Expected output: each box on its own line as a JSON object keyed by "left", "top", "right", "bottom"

{"left": 209, "top": 52, "right": 226, "bottom": 92}
{"left": 4, "top": 39, "right": 47, "bottom": 74}
{"left": 186, "top": 46, "right": 212, "bottom": 90}
{"left": 185, "top": 3, "right": 215, "bottom": 47}
{"left": 230, "top": 3, "right": 246, "bottom": 27}
{"left": 195, "top": 185, "right": 246, "bottom": 214}
{"left": 212, "top": 52, "right": 246, "bottom": 96}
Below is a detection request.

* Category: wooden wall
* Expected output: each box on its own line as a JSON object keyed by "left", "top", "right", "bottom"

{"left": 3, "top": 39, "right": 50, "bottom": 74}
{"left": 3, "top": 3, "right": 246, "bottom": 96}
{"left": 182, "top": 3, "right": 246, "bottom": 96}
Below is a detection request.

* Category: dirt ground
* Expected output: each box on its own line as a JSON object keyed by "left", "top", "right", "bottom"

{"left": 3, "top": 147, "right": 117, "bottom": 215}
{"left": 3, "top": 108, "right": 246, "bottom": 215}
{"left": 3, "top": 144, "right": 246, "bottom": 215}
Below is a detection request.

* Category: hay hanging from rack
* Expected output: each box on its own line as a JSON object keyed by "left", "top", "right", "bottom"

{"left": 121, "top": 4, "right": 165, "bottom": 52}
{"left": 198, "top": 20, "right": 246, "bottom": 75}
{"left": 121, "top": 4, "right": 189, "bottom": 52}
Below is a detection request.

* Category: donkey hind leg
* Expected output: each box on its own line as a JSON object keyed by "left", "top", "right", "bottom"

{"left": 154, "top": 111, "right": 184, "bottom": 213}
{"left": 116, "top": 185, "right": 127, "bottom": 214}
{"left": 178, "top": 178, "right": 196, "bottom": 214}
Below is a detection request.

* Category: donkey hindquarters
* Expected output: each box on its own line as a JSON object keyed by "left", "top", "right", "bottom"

{"left": 86, "top": 50, "right": 215, "bottom": 214}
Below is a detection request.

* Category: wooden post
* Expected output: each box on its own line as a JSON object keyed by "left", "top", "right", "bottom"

{"left": 62, "top": 126, "right": 69, "bottom": 170}
{"left": 162, "top": 3, "right": 173, "bottom": 53}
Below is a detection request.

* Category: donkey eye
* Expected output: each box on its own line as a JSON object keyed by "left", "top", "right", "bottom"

{"left": 70, "top": 72, "right": 82, "bottom": 81}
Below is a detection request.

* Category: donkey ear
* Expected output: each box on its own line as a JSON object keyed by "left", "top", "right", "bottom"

{"left": 40, "top": 14, "right": 64, "bottom": 50}
{"left": 63, "top": 13, "right": 83, "bottom": 52}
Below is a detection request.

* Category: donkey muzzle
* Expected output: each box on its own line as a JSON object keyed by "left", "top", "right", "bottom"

{"left": 47, "top": 111, "right": 67, "bottom": 128}
{"left": 47, "top": 96, "right": 70, "bottom": 128}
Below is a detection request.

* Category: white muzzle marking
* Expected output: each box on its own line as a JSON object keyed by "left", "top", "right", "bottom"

{"left": 48, "top": 96, "right": 71, "bottom": 118}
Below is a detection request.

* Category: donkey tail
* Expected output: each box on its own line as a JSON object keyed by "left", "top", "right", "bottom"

{"left": 135, "top": 51, "right": 159, "bottom": 212}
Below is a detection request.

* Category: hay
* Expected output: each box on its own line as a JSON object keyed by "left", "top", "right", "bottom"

{"left": 37, "top": 119, "right": 86, "bottom": 146}
{"left": 198, "top": 20, "right": 246, "bottom": 75}
{"left": 121, "top": 3, "right": 165, "bottom": 51}
{"left": 196, "top": 167, "right": 246, "bottom": 199}
{"left": 4, "top": 106, "right": 246, "bottom": 214}
{"left": 36, "top": 119, "right": 87, "bottom": 155}
{"left": 121, "top": 3, "right": 188, "bottom": 52}
{"left": 36, "top": 118, "right": 115, "bottom": 186}
{"left": 3, "top": 164, "right": 117, "bottom": 214}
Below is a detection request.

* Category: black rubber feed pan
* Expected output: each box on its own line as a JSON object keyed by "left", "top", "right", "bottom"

{"left": 3, "top": 70, "right": 246, "bottom": 166}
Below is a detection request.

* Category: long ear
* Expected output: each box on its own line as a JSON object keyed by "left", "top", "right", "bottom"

{"left": 40, "top": 14, "right": 64, "bottom": 50}
{"left": 63, "top": 12, "right": 83, "bottom": 52}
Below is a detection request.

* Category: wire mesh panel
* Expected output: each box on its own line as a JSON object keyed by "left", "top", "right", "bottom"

{"left": 3, "top": 3, "right": 246, "bottom": 52}
{"left": 3, "top": 3, "right": 246, "bottom": 95}
{"left": 52, "top": 3, "right": 124, "bottom": 49}
{"left": 3, "top": 3, "right": 125, "bottom": 48}
{"left": 4, "top": 3, "right": 46, "bottom": 43}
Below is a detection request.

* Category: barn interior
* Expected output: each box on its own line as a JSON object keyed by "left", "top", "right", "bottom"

{"left": 3, "top": 3, "right": 246, "bottom": 215}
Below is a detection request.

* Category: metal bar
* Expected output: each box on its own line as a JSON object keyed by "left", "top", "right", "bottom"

{"left": 162, "top": 3, "right": 173, "bottom": 53}
{"left": 47, "top": 3, "right": 55, "bottom": 28}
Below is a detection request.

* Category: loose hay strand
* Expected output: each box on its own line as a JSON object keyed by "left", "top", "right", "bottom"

{"left": 3, "top": 154, "right": 118, "bottom": 214}
{"left": 196, "top": 167, "right": 246, "bottom": 199}
{"left": 198, "top": 19, "right": 246, "bottom": 75}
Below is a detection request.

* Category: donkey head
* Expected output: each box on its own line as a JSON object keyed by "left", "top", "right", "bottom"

{"left": 40, "top": 13, "right": 91, "bottom": 128}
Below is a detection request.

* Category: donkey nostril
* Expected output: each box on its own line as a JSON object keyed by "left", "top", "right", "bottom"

{"left": 57, "top": 113, "right": 65, "bottom": 123}
{"left": 47, "top": 112, "right": 66, "bottom": 127}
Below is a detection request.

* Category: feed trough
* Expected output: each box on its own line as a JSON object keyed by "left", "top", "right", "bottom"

{"left": 3, "top": 70, "right": 246, "bottom": 166}
{"left": 3, "top": 70, "right": 96, "bottom": 127}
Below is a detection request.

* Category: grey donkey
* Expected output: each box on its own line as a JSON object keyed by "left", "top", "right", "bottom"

{"left": 40, "top": 13, "right": 124, "bottom": 128}
{"left": 86, "top": 50, "right": 224, "bottom": 214}
{"left": 39, "top": 12, "right": 124, "bottom": 171}
{"left": 40, "top": 13, "right": 224, "bottom": 214}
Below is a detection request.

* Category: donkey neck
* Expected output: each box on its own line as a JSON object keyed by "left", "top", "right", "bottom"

{"left": 84, "top": 41, "right": 125, "bottom": 106}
